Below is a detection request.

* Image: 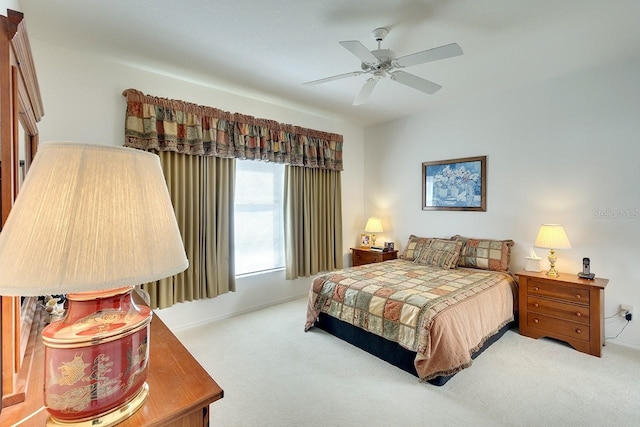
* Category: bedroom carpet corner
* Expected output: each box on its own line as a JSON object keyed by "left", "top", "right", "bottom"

{"left": 174, "top": 297, "right": 640, "bottom": 427}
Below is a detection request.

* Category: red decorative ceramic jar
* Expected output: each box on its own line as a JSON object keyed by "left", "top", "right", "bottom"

{"left": 41, "top": 286, "right": 152, "bottom": 424}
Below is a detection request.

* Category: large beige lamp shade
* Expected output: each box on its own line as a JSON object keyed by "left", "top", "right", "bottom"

{"left": 0, "top": 142, "right": 188, "bottom": 425}
{"left": 534, "top": 224, "right": 571, "bottom": 277}
{"left": 0, "top": 142, "right": 188, "bottom": 294}
{"left": 364, "top": 217, "right": 384, "bottom": 246}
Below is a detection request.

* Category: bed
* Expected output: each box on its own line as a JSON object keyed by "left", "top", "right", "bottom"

{"left": 305, "top": 235, "right": 518, "bottom": 385}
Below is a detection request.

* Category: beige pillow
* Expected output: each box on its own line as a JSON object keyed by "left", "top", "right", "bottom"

{"left": 414, "top": 238, "right": 463, "bottom": 269}
{"left": 451, "top": 235, "right": 514, "bottom": 272}
{"left": 399, "top": 235, "right": 433, "bottom": 261}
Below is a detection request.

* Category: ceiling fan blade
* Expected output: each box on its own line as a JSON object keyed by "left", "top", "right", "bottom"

{"left": 303, "top": 71, "right": 364, "bottom": 86}
{"left": 353, "top": 78, "right": 378, "bottom": 105}
{"left": 394, "top": 43, "right": 463, "bottom": 68}
{"left": 339, "top": 40, "right": 379, "bottom": 64}
{"left": 391, "top": 71, "right": 442, "bottom": 95}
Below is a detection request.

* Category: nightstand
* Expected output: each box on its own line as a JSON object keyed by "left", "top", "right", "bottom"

{"left": 351, "top": 247, "right": 398, "bottom": 267}
{"left": 517, "top": 270, "right": 608, "bottom": 357}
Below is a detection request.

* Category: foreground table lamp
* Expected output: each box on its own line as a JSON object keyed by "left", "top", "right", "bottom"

{"left": 534, "top": 224, "right": 571, "bottom": 277}
{"left": 364, "top": 217, "right": 384, "bottom": 246}
{"left": 0, "top": 143, "right": 188, "bottom": 426}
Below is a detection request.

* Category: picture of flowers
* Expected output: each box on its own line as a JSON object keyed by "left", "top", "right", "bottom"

{"left": 422, "top": 156, "right": 486, "bottom": 211}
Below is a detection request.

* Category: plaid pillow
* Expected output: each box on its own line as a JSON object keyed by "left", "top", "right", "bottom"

{"left": 399, "top": 235, "right": 433, "bottom": 261}
{"left": 452, "top": 235, "right": 514, "bottom": 272}
{"left": 414, "top": 239, "right": 463, "bottom": 269}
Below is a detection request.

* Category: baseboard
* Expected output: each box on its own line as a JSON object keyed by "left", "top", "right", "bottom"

{"left": 607, "top": 338, "right": 640, "bottom": 352}
{"left": 164, "top": 293, "right": 308, "bottom": 333}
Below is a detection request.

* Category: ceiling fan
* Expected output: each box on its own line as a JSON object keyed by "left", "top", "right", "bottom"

{"left": 303, "top": 28, "right": 463, "bottom": 105}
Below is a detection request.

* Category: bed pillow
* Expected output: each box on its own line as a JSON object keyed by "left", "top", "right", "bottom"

{"left": 414, "top": 238, "right": 463, "bottom": 269}
{"left": 452, "top": 235, "right": 514, "bottom": 272}
{"left": 399, "top": 235, "right": 433, "bottom": 261}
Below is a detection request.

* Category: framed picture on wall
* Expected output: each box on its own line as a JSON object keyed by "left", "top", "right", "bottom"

{"left": 422, "top": 155, "right": 486, "bottom": 211}
{"left": 360, "top": 234, "right": 372, "bottom": 248}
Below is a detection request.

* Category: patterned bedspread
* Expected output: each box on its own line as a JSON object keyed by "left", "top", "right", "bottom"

{"left": 305, "top": 259, "right": 517, "bottom": 379}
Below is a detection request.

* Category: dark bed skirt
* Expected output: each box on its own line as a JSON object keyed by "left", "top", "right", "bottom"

{"left": 314, "top": 312, "right": 513, "bottom": 386}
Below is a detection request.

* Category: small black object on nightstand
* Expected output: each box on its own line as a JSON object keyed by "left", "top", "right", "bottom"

{"left": 578, "top": 257, "right": 595, "bottom": 279}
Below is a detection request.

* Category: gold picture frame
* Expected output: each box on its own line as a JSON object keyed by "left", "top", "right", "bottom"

{"left": 360, "top": 234, "right": 372, "bottom": 248}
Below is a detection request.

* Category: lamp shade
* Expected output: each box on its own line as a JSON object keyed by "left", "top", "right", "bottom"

{"left": 0, "top": 142, "right": 188, "bottom": 296}
{"left": 534, "top": 224, "right": 572, "bottom": 250}
{"left": 364, "top": 217, "right": 383, "bottom": 233}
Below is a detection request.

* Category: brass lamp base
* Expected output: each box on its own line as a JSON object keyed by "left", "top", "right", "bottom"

{"left": 47, "top": 382, "right": 149, "bottom": 427}
{"left": 546, "top": 267, "right": 560, "bottom": 278}
{"left": 545, "top": 249, "right": 560, "bottom": 277}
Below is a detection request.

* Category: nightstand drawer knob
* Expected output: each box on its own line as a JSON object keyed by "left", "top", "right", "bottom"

{"left": 575, "top": 328, "right": 582, "bottom": 334}
{"left": 534, "top": 302, "right": 539, "bottom": 308}
{"left": 533, "top": 286, "right": 539, "bottom": 291}
{"left": 533, "top": 318, "right": 539, "bottom": 324}
{"left": 575, "top": 294, "right": 581, "bottom": 299}
{"left": 576, "top": 312, "right": 582, "bottom": 317}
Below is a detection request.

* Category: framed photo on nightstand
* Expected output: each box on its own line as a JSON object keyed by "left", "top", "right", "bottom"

{"left": 360, "top": 234, "right": 371, "bottom": 248}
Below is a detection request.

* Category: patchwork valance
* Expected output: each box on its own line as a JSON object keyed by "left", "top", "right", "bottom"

{"left": 122, "top": 89, "right": 343, "bottom": 171}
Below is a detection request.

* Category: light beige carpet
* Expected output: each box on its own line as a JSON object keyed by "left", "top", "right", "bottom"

{"left": 174, "top": 297, "right": 640, "bottom": 427}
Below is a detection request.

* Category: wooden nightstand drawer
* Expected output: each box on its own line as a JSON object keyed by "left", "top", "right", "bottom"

{"left": 527, "top": 312, "right": 590, "bottom": 342}
{"left": 353, "top": 250, "right": 380, "bottom": 265}
{"left": 527, "top": 296, "right": 590, "bottom": 325}
{"left": 527, "top": 280, "right": 589, "bottom": 304}
{"left": 350, "top": 247, "right": 398, "bottom": 267}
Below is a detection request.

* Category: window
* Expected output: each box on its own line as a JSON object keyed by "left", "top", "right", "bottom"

{"left": 234, "top": 160, "right": 285, "bottom": 275}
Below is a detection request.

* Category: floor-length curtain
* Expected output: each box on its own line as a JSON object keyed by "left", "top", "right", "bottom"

{"left": 143, "top": 151, "right": 236, "bottom": 309}
{"left": 284, "top": 165, "right": 343, "bottom": 280}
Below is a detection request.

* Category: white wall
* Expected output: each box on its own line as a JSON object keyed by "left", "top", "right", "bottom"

{"left": 364, "top": 55, "right": 640, "bottom": 350}
{"left": 29, "top": 40, "right": 365, "bottom": 331}
{"left": 1, "top": 0, "right": 20, "bottom": 12}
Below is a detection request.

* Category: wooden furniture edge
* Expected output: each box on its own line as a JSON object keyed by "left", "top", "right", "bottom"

{"left": 1, "top": 8, "right": 44, "bottom": 408}
{"left": 0, "top": 304, "right": 40, "bottom": 408}
{"left": 515, "top": 270, "right": 608, "bottom": 288}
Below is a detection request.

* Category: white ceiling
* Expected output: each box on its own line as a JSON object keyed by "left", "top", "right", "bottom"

{"left": 20, "top": 0, "right": 640, "bottom": 127}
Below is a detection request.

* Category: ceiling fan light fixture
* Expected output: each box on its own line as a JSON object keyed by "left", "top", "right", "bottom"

{"left": 373, "top": 70, "right": 386, "bottom": 80}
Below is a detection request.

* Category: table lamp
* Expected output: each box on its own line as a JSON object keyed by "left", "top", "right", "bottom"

{"left": 364, "top": 217, "right": 383, "bottom": 246}
{"left": 534, "top": 224, "right": 571, "bottom": 277}
{"left": 0, "top": 143, "right": 188, "bottom": 426}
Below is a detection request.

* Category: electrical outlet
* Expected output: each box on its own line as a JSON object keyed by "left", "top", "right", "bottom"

{"left": 620, "top": 304, "right": 633, "bottom": 317}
